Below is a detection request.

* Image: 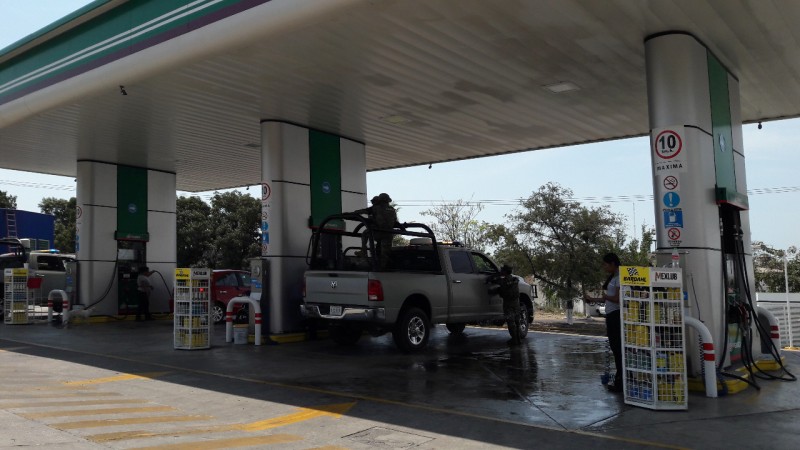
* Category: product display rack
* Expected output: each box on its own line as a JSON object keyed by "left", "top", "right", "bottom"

{"left": 173, "top": 268, "right": 211, "bottom": 350}
{"left": 620, "top": 266, "right": 688, "bottom": 410}
{"left": 4, "top": 268, "right": 31, "bottom": 325}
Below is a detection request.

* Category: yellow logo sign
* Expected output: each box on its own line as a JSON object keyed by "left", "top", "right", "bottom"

{"left": 175, "top": 268, "right": 190, "bottom": 280}
{"left": 620, "top": 266, "right": 650, "bottom": 286}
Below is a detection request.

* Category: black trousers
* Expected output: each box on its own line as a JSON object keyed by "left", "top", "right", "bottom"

{"left": 137, "top": 291, "right": 150, "bottom": 319}
{"left": 605, "top": 310, "right": 623, "bottom": 385}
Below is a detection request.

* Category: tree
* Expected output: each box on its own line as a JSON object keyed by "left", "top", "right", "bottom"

{"left": 176, "top": 196, "right": 213, "bottom": 267}
{"left": 0, "top": 190, "right": 17, "bottom": 209}
{"left": 38, "top": 197, "right": 76, "bottom": 253}
{"left": 207, "top": 191, "right": 261, "bottom": 269}
{"left": 753, "top": 241, "right": 800, "bottom": 292}
{"left": 420, "top": 199, "right": 489, "bottom": 252}
{"left": 488, "top": 183, "right": 623, "bottom": 306}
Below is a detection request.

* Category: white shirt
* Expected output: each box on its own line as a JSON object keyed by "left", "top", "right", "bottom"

{"left": 603, "top": 274, "right": 620, "bottom": 314}
{"left": 137, "top": 272, "right": 153, "bottom": 293}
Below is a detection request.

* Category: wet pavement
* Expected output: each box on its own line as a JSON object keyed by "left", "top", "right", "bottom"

{"left": 1, "top": 319, "right": 799, "bottom": 449}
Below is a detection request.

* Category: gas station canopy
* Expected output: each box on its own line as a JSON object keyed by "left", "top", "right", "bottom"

{"left": 1, "top": 0, "right": 799, "bottom": 192}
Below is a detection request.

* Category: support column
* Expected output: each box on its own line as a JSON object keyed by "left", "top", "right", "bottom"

{"left": 260, "top": 121, "right": 366, "bottom": 334}
{"left": 76, "top": 161, "right": 176, "bottom": 317}
{"left": 646, "top": 33, "right": 756, "bottom": 376}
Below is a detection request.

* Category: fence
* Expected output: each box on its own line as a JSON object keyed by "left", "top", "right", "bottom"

{"left": 756, "top": 293, "right": 800, "bottom": 348}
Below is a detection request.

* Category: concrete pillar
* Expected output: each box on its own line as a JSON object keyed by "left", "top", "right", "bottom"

{"left": 260, "top": 121, "right": 366, "bottom": 333}
{"left": 75, "top": 161, "right": 176, "bottom": 316}
{"left": 646, "top": 33, "right": 756, "bottom": 376}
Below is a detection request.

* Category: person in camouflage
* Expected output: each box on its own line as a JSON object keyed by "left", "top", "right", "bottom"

{"left": 489, "top": 264, "right": 522, "bottom": 345}
{"left": 354, "top": 193, "right": 397, "bottom": 269}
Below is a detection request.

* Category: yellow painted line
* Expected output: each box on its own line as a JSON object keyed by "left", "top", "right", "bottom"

{"left": 234, "top": 402, "right": 354, "bottom": 432}
{"left": 132, "top": 434, "right": 302, "bottom": 450}
{"left": 63, "top": 372, "right": 170, "bottom": 386}
{"left": 1, "top": 384, "right": 99, "bottom": 391}
{"left": 55, "top": 414, "right": 213, "bottom": 430}
{"left": 0, "top": 392, "right": 121, "bottom": 399}
{"left": 88, "top": 402, "right": 355, "bottom": 443}
{"left": 23, "top": 406, "right": 175, "bottom": 419}
{"left": 0, "top": 399, "right": 148, "bottom": 408}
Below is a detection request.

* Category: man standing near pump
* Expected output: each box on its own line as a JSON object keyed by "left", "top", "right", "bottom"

{"left": 136, "top": 266, "right": 154, "bottom": 321}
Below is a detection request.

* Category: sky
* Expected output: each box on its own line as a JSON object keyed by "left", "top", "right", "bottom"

{"left": 2, "top": 1, "right": 799, "bottom": 251}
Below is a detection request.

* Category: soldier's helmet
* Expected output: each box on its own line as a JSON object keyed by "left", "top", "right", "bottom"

{"left": 370, "top": 195, "right": 380, "bottom": 204}
{"left": 500, "top": 264, "right": 513, "bottom": 275}
{"left": 378, "top": 193, "right": 392, "bottom": 203}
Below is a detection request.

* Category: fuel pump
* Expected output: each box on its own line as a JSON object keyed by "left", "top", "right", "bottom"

{"left": 249, "top": 257, "right": 269, "bottom": 331}
{"left": 116, "top": 240, "right": 146, "bottom": 315}
{"left": 64, "top": 260, "right": 79, "bottom": 308}
{"left": 719, "top": 204, "right": 749, "bottom": 369}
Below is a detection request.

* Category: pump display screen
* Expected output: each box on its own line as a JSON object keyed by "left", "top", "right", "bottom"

{"left": 117, "top": 248, "right": 136, "bottom": 261}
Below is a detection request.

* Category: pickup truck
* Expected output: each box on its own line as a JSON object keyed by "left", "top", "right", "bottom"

{"left": 301, "top": 214, "right": 535, "bottom": 352}
{"left": 1, "top": 238, "right": 74, "bottom": 312}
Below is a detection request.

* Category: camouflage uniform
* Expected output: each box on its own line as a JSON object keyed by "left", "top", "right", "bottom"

{"left": 354, "top": 193, "right": 397, "bottom": 269}
{"left": 490, "top": 269, "right": 522, "bottom": 345}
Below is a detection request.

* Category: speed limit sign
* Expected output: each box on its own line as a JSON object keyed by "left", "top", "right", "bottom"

{"left": 654, "top": 129, "right": 682, "bottom": 159}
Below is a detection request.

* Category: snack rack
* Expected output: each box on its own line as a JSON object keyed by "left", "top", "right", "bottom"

{"left": 620, "top": 266, "right": 688, "bottom": 410}
{"left": 173, "top": 268, "right": 211, "bottom": 349}
{"left": 4, "top": 268, "right": 30, "bottom": 324}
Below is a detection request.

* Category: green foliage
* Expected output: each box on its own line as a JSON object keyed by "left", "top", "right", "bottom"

{"left": 38, "top": 197, "right": 76, "bottom": 253}
{"left": 176, "top": 192, "right": 261, "bottom": 269}
{"left": 208, "top": 191, "right": 261, "bottom": 269}
{"left": 0, "top": 190, "right": 17, "bottom": 209}
{"left": 753, "top": 241, "right": 800, "bottom": 292}
{"left": 420, "top": 199, "right": 489, "bottom": 252}
{"left": 176, "top": 196, "right": 212, "bottom": 267}
{"left": 486, "top": 183, "right": 627, "bottom": 304}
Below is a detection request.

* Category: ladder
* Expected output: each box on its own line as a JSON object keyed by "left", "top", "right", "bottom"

{"left": 5, "top": 210, "right": 17, "bottom": 238}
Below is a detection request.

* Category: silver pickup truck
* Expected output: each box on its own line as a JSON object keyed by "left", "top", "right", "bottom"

{"left": 301, "top": 215, "right": 534, "bottom": 352}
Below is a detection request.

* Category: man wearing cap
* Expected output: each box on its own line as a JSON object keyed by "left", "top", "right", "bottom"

{"left": 354, "top": 193, "right": 398, "bottom": 269}
{"left": 489, "top": 264, "right": 522, "bottom": 345}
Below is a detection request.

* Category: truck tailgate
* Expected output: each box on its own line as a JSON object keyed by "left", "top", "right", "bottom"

{"left": 305, "top": 271, "right": 369, "bottom": 305}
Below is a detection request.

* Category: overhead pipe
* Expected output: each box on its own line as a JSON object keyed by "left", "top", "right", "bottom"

{"left": 684, "top": 316, "right": 718, "bottom": 398}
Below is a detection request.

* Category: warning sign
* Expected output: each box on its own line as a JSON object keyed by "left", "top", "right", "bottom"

{"left": 663, "top": 175, "right": 678, "bottom": 191}
{"left": 667, "top": 228, "right": 681, "bottom": 240}
{"left": 652, "top": 126, "right": 687, "bottom": 174}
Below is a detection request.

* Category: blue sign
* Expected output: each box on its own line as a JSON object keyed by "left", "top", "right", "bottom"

{"left": 663, "top": 209, "right": 683, "bottom": 228}
{"left": 322, "top": 181, "right": 331, "bottom": 194}
{"left": 663, "top": 192, "right": 681, "bottom": 208}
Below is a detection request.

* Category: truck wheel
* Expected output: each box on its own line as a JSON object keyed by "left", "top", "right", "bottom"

{"left": 393, "top": 307, "right": 430, "bottom": 352}
{"left": 330, "top": 325, "right": 362, "bottom": 345}
{"left": 211, "top": 302, "right": 226, "bottom": 324}
{"left": 446, "top": 323, "right": 466, "bottom": 334}
{"left": 509, "top": 302, "right": 529, "bottom": 339}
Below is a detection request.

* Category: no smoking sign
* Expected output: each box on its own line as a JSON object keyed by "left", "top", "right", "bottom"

{"left": 663, "top": 175, "right": 678, "bottom": 191}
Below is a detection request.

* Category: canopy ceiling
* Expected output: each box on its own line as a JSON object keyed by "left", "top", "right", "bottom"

{"left": 1, "top": 0, "right": 799, "bottom": 192}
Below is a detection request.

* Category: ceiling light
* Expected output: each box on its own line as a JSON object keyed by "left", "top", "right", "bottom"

{"left": 381, "top": 114, "right": 411, "bottom": 125}
{"left": 543, "top": 82, "right": 580, "bottom": 94}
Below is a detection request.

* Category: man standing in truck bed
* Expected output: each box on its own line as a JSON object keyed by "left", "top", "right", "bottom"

{"left": 489, "top": 264, "right": 522, "bottom": 346}
{"left": 354, "top": 193, "right": 397, "bottom": 269}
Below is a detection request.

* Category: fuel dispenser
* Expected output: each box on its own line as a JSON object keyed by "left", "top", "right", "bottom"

{"left": 64, "top": 260, "right": 78, "bottom": 309}
{"left": 116, "top": 240, "right": 146, "bottom": 315}
{"left": 248, "top": 257, "right": 307, "bottom": 335}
